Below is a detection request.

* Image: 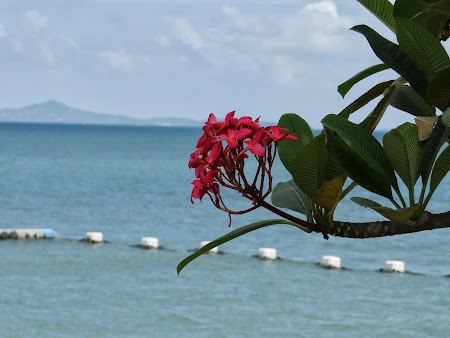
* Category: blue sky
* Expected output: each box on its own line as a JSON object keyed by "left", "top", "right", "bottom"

{"left": 0, "top": 0, "right": 433, "bottom": 128}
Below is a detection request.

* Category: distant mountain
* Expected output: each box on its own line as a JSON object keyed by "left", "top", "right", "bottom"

{"left": 0, "top": 100, "right": 202, "bottom": 127}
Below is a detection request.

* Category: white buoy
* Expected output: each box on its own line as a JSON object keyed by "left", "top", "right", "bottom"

{"left": 141, "top": 237, "right": 159, "bottom": 249}
{"left": 383, "top": 260, "right": 405, "bottom": 273}
{"left": 320, "top": 255, "right": 341, "bottom": 269}
{"left": 258, "top": 247, "right": 277, "bottom": 260}
{"left": 86, "top": 232, "right": 103, "bottom": 243}
{"left": 199, "top": 241, "right": 219, "bottom": 253}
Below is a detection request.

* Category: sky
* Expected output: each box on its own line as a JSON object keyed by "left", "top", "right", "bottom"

{"left": 0, "top": 0, "right": 437, "bottom": 129}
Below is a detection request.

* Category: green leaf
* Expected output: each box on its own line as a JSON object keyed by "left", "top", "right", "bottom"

{"left": 383, "top": 123, "right": 421, "bottom": 191}
{"left": 351, "top": 24, "right": 429, "bottom": 97}
{"left": 322, "top": 114, "right": 398, "bottom": 199}
{"left": 338, "top": 80, "right": 394, "bottom": 119}
{"left": 442, "top": 107, "right": 450, "bottom": 127}
{"left": 271, "top": 180, "right": 311, "bottom": 216}
{"left": 395, "top": 17, "right": 450, "bottom": 79}
{"left": 338, "top": 64, "right": 390, "bottom": 98}
{"left": 418, "top": 0, "right": 450, "bottom": 15}
{"left": 428, "top": 145, "right": 450, "bottom": 198}
{"left": 291, "top": 134, "right": 329, "bottom": 198}
{"left": 426, "top": 67, "right": 450, "bottom": 111}
{"left": 412, "top": 0, "right": 450, "bottom": 37}
{"left": 393, "top": 0, "right": 430, "bottom": 19}
{"left": 351, "top": 197, "right": 417, "bottom": 222}
{"left": 412, "top": 0, "right": 450, "bottom": 18}
{"left": 390, "top": 84, "right": 436, "bottom": 116}
{"left": 278, "top": 113, "right": 314, "bottom": 140}
{"left": 177, "top": 219, "right": 311, "bottom": 274}
{"left": 420, "top": 117, "right": 450, "bottom": 185}
{"left": 360, "top": 84, "right": 396, "bottom": 133}
{"left": 357, "top": 0, "right": 396, "bottom": 33}
{"left": 277, "top": 114, "right": 314, "bottom": 173}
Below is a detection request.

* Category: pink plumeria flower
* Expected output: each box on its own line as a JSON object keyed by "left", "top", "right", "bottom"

{"left": 217, "top": 128, "right": 252, "bottom": 148}
{"left": 243, "top": 128, "right": 266, "bottom": 156}
{"left": 268, "top": 126, "right": 299, "bottom": 142}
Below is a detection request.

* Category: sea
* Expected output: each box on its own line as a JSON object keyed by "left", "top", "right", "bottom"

{"left": 0, "top": 122, "right": 449, "bottom": 338}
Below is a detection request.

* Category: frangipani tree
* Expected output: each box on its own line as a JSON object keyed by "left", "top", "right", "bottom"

{"left": 178, "top": 0, "right": 450, "bottom": 274}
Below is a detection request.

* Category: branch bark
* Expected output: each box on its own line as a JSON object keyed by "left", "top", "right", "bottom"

{"left": 330, "top": 211, "right": 450, "bottom": 238}
{"left": 258, "top": 200, "right": 450, "bottom": 239}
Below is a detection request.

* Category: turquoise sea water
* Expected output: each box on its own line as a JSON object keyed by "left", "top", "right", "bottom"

{"left": 0, "top": 123, "right": 449, "bottom": 338}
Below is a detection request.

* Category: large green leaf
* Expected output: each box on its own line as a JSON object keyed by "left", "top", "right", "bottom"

{"left": 395, "top": 17, "right": 450, "bottom": 80}
{"left": 177, "top": 219, "right": 311, "bottom": 274}
{"left": 442, "top": 107, "right": 450, "bottom": 127}
{"left": 416, "top": 0, "right": 450, "bottom": 15}
{"left": 420, "top": 117, "right": 450, "bottom": 185}
{"left": 416, "top": 0, "right": 450, "bottom": 16}
{"left": 390, "top": 84, "right": 436, "bottom": 116}
{"left": 351, "top": 25, "right": 429, "bottom": 97}
{"left": 412, "top": 0, "right": 450, "bottom": 37}
{"left": 393, "top": 0, "right": 430, "bottom": 19}
{"left": 291, "top": 134, "right": 329, "bottom": 198}
{"left": 322, "top": 115, "right": 398, "bottom": 199}
{"left": 426, "top": 67, "right": 450, "bottom": 111}
{"left": 277, "top": 114, "right": 313, "bottom": 173}
{"left": 383, "top": 123, "right": 421, "bottom": 191}
{"left": 338, "top": 64, "right": 390, "bottom": 98}
{"left": 351, "top": 197, "right": 417, "bottom": 222}
{"left": 278, "top": 114, "right": 314, "bottom": 140}
{"left": 271, "top": 180, "right": 311, "bottom": 217}
{"left": 416, "top": 140, "right": 450, "bottom": 216}
{"left": 338, "top": 80, "right": 394, "bottom": 119}
{"left": 428, "top": 145, "right": 450, "bottom": 198}
{"left": 326, "top": 131, "right": 392, "bottom": 197}
{"left": 357, "top": 0, "right": 396, "bottom": 33}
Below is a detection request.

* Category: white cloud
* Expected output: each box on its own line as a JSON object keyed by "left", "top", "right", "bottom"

{"left": 60, "top": 35, "right": 79, "bottom": 49}
{"left": 25, "top": 10, "right": 48, "bottom": 31}
{"left": 165, "top": 1, "right": 355, "bottom": 86}
{"left": 154, "top": 33, "right": 171, "bottom": 47}
{"left": 304, "top": 0, "right": 339, "bottom": 18}
{"left": 260, "top": 1, "right": 353, "bottom": 55}
{"left": 0, "top": 24, "right": 7, "bottom": 39}
{"left": 222, "top": 5, "right": 264, "bottom": 33}
{"left": 160, "top": 0, "right": 352, "bottom": 86}
{"left": 172, "top": 18, "right": 203, "bottom": 50}
{"left": 38, "top": 43, "right": 56, "bottom": 64}
{"left": 100, "top": 50, "right": 135, "bottom": 72}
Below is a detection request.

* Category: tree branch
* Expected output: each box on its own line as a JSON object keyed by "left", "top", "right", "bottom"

{"left": 258, "top": 200, "right": 450, "bottom": 239}
{"left": 330, "top": 211, "right": 450, "bottom": 238}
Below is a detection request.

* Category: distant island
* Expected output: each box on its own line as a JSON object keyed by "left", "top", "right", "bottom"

{"left": 0, "top": 100, "right": 203, "bottom": 127}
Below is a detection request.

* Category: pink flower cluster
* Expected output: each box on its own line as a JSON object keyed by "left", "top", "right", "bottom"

{"left": 189, "top": 111, "right": 297, "bottom": 221}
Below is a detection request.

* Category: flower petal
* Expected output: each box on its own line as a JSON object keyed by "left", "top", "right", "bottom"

{"left": 250, "top": 143, "right": 265, "bottom": 156}
{"left": 207, "top": 113, "right": 217, "bottom": 125}
{"left": 206, "top": 143, "right": 222, "bottom": 164}
{"left": 234, "top": 128, "right": 252, "bottom": 140}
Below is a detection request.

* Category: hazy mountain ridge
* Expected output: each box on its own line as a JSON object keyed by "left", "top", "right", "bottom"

{"left": 0, "top": 100, "right": 202, "bottom": 127}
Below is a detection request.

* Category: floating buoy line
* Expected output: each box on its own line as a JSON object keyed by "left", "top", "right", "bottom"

{"left": 0, "top": 228, "right": 448, "bottom": 277}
